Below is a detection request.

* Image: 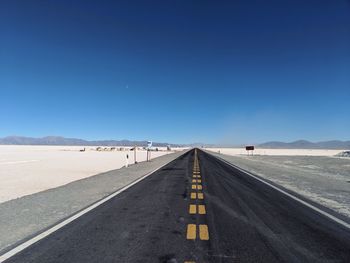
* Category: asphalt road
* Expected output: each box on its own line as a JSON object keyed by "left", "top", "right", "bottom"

{"left": 4, "top": 149, "right": 350, "bottom": 262}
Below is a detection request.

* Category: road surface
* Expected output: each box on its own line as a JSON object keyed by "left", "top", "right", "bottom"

{"left": 3, "top": 149, "right": 350, "bottom": 262}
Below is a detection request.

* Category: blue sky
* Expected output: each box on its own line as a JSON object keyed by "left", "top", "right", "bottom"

{"left": 1, "top": 0, "right": 349, "bottom": 144}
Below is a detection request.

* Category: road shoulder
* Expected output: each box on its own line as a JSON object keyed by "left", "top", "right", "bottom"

{"left": 0, "top": 151, "right": 186, "bottom": 254}
{"left": 205, "top": 150, "right": 350, "bottom": 224}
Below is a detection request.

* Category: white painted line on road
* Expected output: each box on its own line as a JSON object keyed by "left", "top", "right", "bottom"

{"left": 214, "top": 154, "right": 350, "bottom": 230}
{"left": 0, "top": 151, "right": 188, "bottom": 262}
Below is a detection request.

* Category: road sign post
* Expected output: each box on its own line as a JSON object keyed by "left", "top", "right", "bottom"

{"left": 126, "top": 153, "right": 129, "bottom": 167}
{"left": 245, "top": 145, "right": 255, "bottom": 156}
{"left": 134, "top": 145, "right": 137, "bottom": 164}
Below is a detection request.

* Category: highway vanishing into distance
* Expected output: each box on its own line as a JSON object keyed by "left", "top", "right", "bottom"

{"left": 2, "top": 149, "right": 350, "bottom": 262}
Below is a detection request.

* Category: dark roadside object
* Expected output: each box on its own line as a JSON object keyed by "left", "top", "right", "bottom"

{"left": 246, "top": 145, "right": 255, "bottom": 156}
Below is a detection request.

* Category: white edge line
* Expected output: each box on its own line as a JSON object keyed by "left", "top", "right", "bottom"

{"left": 0, "top": 151, "right": 187, "bottom": 262}
{"left": 210, "top": 152, "right": 350, "bottom": 230}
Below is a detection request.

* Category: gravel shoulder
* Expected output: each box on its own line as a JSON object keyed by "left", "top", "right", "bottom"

{"left": 0, "top": 150, "right": 186, "bottom": 254}
{"left": 207, "top": 150, "right": 350, "bottom": 219}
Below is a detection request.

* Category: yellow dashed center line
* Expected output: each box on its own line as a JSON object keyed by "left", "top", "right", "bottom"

{"left": 198, "top": 205, "right": 206, "bottom": 214}
{"left": 197, "top": 192, "right": 204, "bottom": 199}
{"left": 189, "top": 204, "right": 197, "bottom": 214}
{"left": 190, "top": 192, "right": 204, "bottom": 200}
{"left": 192, "top": 179, "right": 202, "bottom": 183}
{"left": 187, "top": 224, "right": 210, "bottom": 241}
{"left": 189, "top": 204, "right": 206, "bottom": 215}
{"left": 199, "top": 224, "right": 209, "bottom": 240}
{"left": 187, "top": 224, "right": 196, "bottom": 240}
{"left": 186, "top": 150, "right": 210, "bottom": 256}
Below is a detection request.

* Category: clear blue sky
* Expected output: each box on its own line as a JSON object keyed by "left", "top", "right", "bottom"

{"left": 1, "top": 0, "right": 349, "bottom": 144}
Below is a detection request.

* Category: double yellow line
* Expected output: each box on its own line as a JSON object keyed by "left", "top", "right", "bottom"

{"left": 186, "top": 149, "right": 209, "bottom": 241}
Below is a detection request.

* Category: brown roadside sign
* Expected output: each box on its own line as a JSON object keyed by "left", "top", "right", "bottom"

{"left": 246, "top": 146, "right": 254, "bottom": 151}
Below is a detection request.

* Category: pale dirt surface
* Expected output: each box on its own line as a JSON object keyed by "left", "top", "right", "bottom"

{"left": 206, "top": 149, "right": 350, "bottom": 219}
{"left": 0, "top": 150, "right": 187, "bottom": 253}
{"left": 0, "top": 145, "right": 184, "bottom": 203}
{"left": 207, "top": 147, "right": 346, "bottom": 156}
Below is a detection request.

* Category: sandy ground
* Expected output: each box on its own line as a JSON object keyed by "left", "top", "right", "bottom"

{"left": 0, "top": 150, "right": 187, "bottom": 253}
{"left": 206, "top": 149, "right": 350, "bottom": 218}
{"left": 206, "top": 147, "right": 346, "bottom": 156}
{"left": 0, "top": 145, "right": 183, "bottom": 203}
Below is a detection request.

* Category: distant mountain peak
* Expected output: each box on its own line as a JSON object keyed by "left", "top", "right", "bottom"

{"left": 0, "top": 136, "right": 181, "bottom": 147}
{"left": 258, "top": 140, "right": 350, "bottom": 149}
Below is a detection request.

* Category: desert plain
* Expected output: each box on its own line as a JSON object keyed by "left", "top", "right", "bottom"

{"left": 0, "top": 145, "right": 179, "bottom": 203}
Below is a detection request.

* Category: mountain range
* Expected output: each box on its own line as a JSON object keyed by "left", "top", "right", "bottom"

{"left": 258, "top": 140, "right": 350, "bottom": 149}
{"left": 0, "top": 136, "right": 349, "bottom": 149}
{"left": 0, "top": 136, "right": 179, "bottom": 147}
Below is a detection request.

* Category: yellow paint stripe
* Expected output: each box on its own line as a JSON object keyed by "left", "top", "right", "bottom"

{"left": 191, "top": 184, "right": 197, "bottom": 190}
{"left": 197, "top": 185, "right": 203, "bottom": 190}
{"left": 190, "top": 192, "right": 196, "bottom": 199}
{"left": 187, "top": 224, "right": 196, "bottom": 240}
{"left": 189, "top": 204, "right": 196, "bottom": 214}
{"left": 199, "top": 224, "right": 209, "bottom": 240}
{"left": 197, "top": 179, "right": 202, "bottom": 183}
{"left": 198, "top": 193, "right": 204, "bottom": 199}
{"left": 184, "top": 261, "right": 196, "bottom": 263}
{"left": 198, "top": 205, "right": 206, "bottom": 214}
{"left": 192, "top": 179, "right": 197, "bottom": 183}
